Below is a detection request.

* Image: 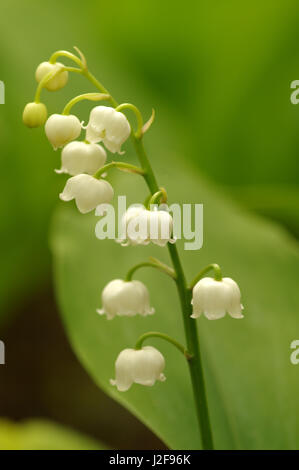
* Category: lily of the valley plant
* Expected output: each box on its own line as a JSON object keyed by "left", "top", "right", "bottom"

{"left": 23, "top": 47, "right": 244, "bottom": 450}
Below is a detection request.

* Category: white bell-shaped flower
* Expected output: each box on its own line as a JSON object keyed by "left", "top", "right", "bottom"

{"left": 59, "top": 174, "right": 114, "bottom": 214}
{"left": 110, "top": 346, "right": 166, "bottom": 392}
{"left": 86, "top": 106, "right": 131, "bottom": 154}
{"left": 56, "top": 141, "right": 107, "bottom": 176}
{"left": 35, "top": 61, "right": 68, "bottom": 91}
{"left": 45, "top": 114, "right": 82, "bottom": 150}
{"left": 118, "top": 206, "right": 175, "bottom": 247}
{"left": 97, "top": 279, "right": 154, "bottom": 320}
{"left": 191, "top": 277, "right": 244, "bottom": 320}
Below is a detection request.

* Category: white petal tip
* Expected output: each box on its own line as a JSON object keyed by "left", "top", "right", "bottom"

{"left": 109, "top": 379, "right": 129, "bottom": 392}
{"left": 116, "top": 239, "right": 129, "bottom": 247}
{"left": 76, "top": 206, "right": 90, "bottom": 214}
{"left": 190, "top": 313, "right": 199, "bottom": 319}
{"left": 141, "top": 308, "right": 155, "bottom": 316}
{"left": 230, "top": 313, "right": 244, "bottom": 319}
{"left": 96, "top": 309, "right": 105, "bottom": 316}
{"left": 205, "top": 312, "right": 226, "bottom": 320}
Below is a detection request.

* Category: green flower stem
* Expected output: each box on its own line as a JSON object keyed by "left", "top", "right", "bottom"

{"left": 49, "top": 50, "right": 84, "bottom": 68}
{"left": 148, "top": 256, "right": 177, "bottom": 279}
{"left": 82, "top": 65, "right": 214, "bottom": 450}
{"left": 63, "top": 66, "right": 83, "bottom": 74}
{"left": 135, "top": 331, "right": 191, "bottom": 359}
{"left": 132, "top": 138, "right": 159, "bottom": 193}
{"left": 134, "top": 149, "right": 214, "bottom": 450}
{"left": 82, "top": 69, "right": 118, "bottom": 108}
{"left": 115, "top": 103, "right": 144, "bottom": 138}
{"left": 148, "top": 189, "right": 168, "bottom": 207}
{"left": 189, "top": 263, "right": 223, "bottom": 290}
{"left": 62, "top": 92, "right": 110, "bottom": 115}
{"left": 93, "top": 162, "right": 144, "bottom": 180}
{"left": 167, "top": 243, "right": 214, "bottom": 449}
{"left": 131, "top": 146, "right": 214, "bottom": 449}
{"left": 125, "top": 259, "right": 176, "bottom": 282}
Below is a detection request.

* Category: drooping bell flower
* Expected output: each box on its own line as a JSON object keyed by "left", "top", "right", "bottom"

{"left": 191, "top": 277, "right": 244, "bottom": 320}
{"left": 86, "top": 106, "right": 131, "bottom": 154}
{"left": 97, "top": 279, "right": 154, "bottom": 320}
{"left": 45, "top": 114, "right": 82, "bottom": 149}
{"left": 56, "top": 141, "right": 107, "bottom": 176}
{"left": 59, "top": 174, "right": 114, "bottom": 214}
{"left": 118, "top": 206, "right": 175, "bottom": 247}
{"left": 110, "top": 346, "right": 166, "bottom": 392}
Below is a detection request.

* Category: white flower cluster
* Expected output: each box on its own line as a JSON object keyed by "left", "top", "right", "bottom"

{"left": 24, "top": 54, "right": 244, "bottom": 396}
{"left": 45, "top": 105, "right": 131, "bottom": 213}
{"left": 45, "top": 106, "right": 130, "bottom": 153}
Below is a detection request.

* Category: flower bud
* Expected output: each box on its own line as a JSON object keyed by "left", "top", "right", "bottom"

{"left": 35, "top": 61, "right": 68, "bottom": 91}
{"left": 110, "top": 346, "right": 166, "bottom": 392}
{"left": 86, "top": 106, "right": 131, "bottom": 154}
{"left": 97, "top": 279, "right": 154, "bottom": 320}
{"left": 56, "top": 141, "right": 107, "bottom": 176}
{"left": 22, "top": 102, "right": 48, "bottom": 128}
{"left": 45, "top": 114, "right": 81, "bottom": 150}
{"left": 59, "top": 174, "right": 114, "bottom": 214}
{"left": 118, "top": 206, "right": 175, "bottom": 247}
{"left": 191, "top": 277, "right": 244, "bottom": 320}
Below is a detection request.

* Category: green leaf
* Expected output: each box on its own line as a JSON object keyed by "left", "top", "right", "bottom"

{"left": 51, "top": 150, "right": 299, "bottom": 450}
{"left": 0, "top": 419, "right": 107, "bottom": 450}
{"left": 226, "top": 184, "right": 299, "bottom": 238}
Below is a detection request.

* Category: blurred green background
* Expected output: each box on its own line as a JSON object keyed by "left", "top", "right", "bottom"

{"left": 0, "top": 0, "right": 299, "bottom": 449}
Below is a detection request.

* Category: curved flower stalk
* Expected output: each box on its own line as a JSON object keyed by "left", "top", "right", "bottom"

{"left": 23, "top": 47, "right": 245, "bottom": 450}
